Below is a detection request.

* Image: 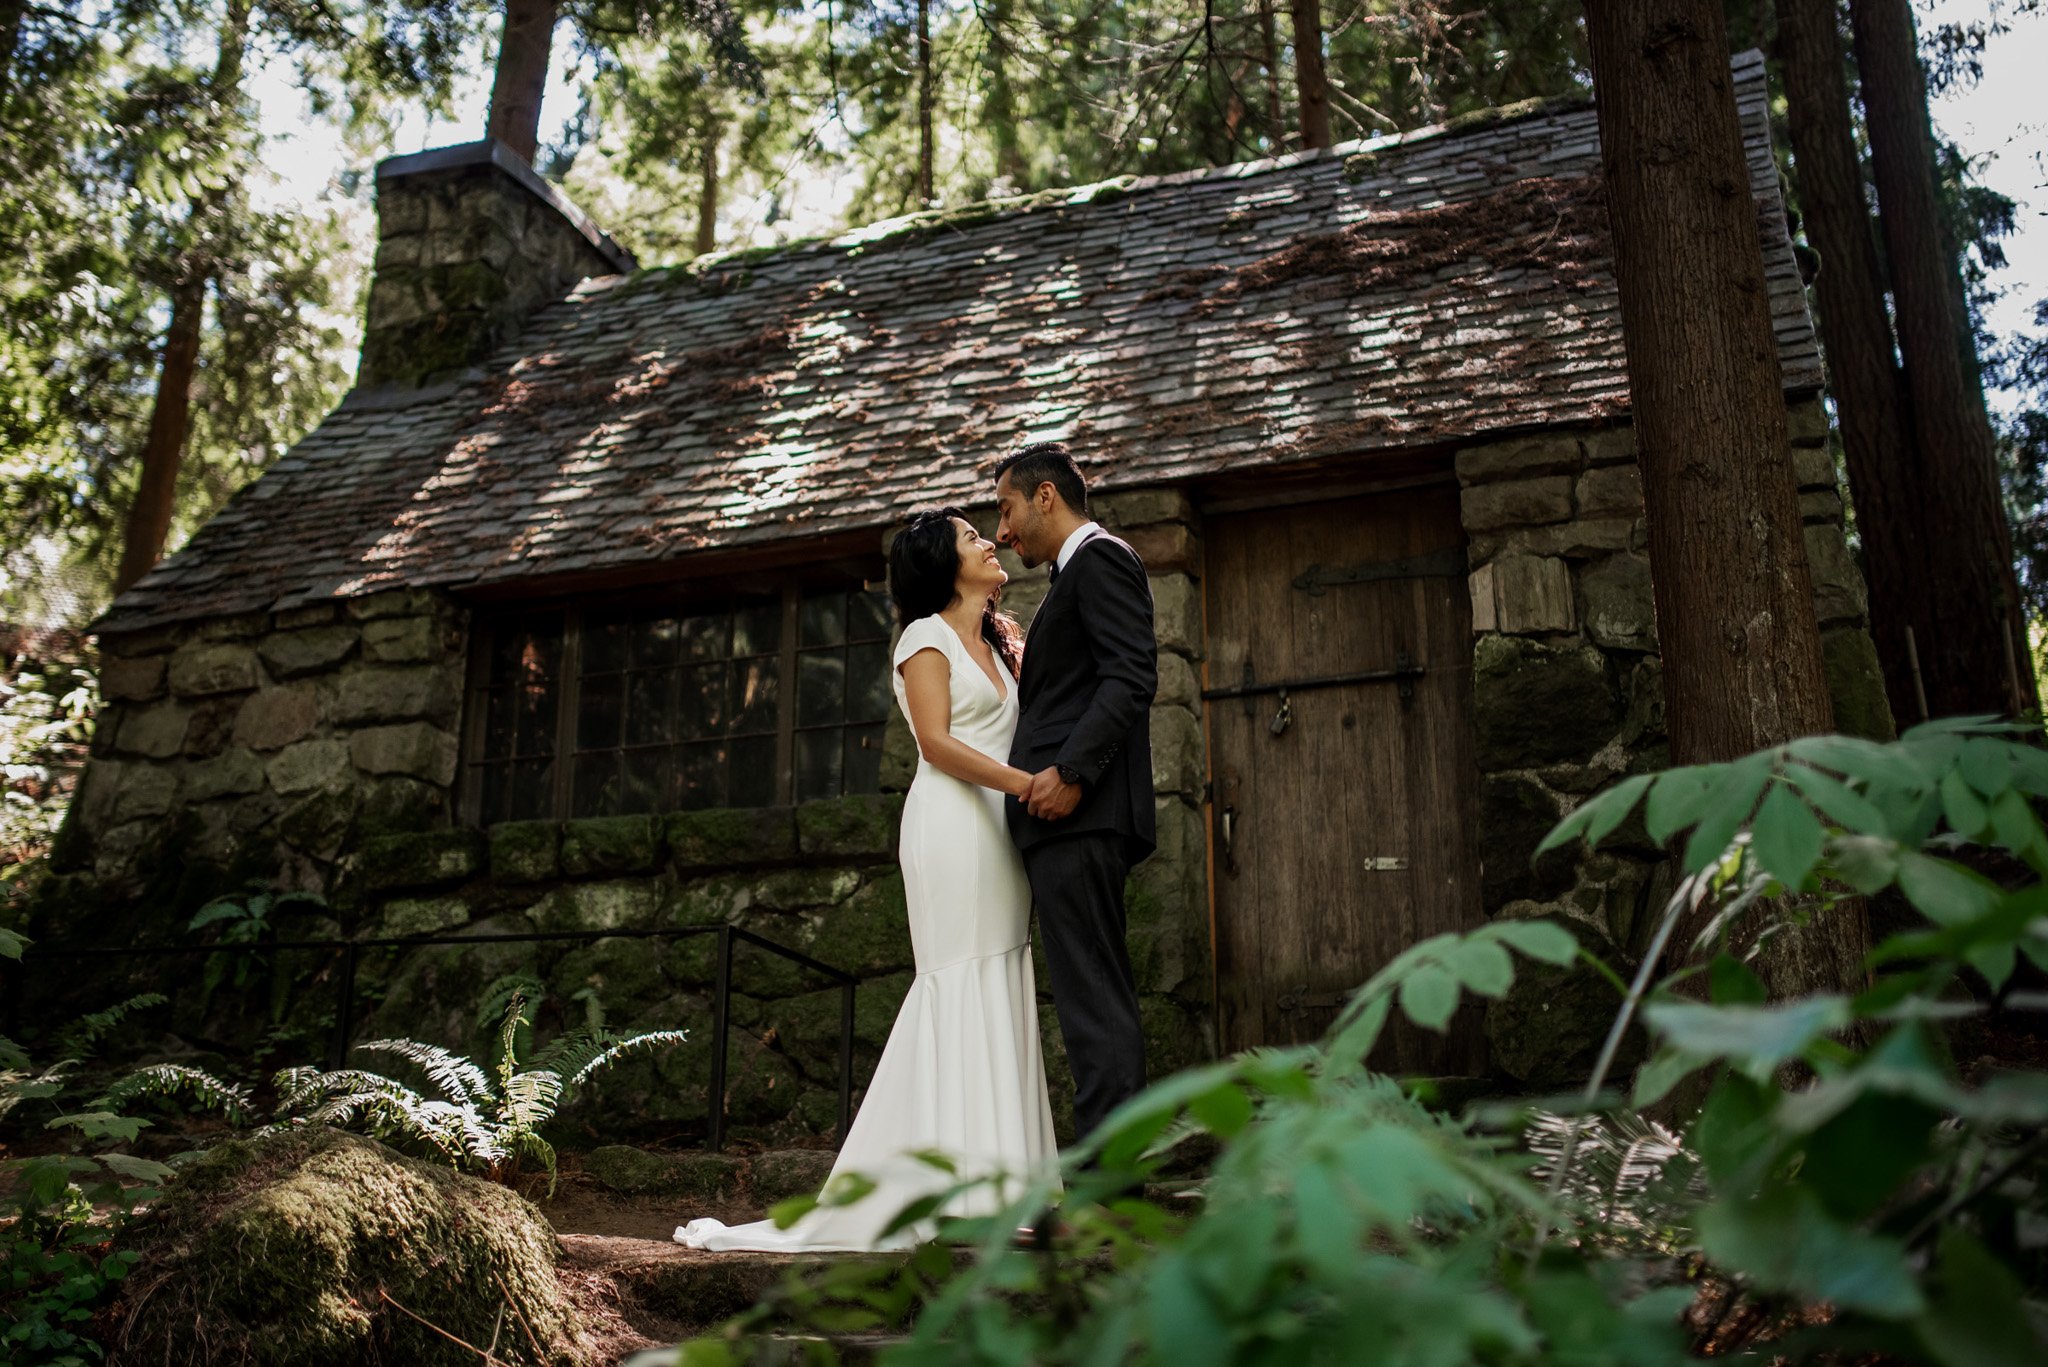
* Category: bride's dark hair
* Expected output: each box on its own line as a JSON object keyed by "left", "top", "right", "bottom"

{"left": 888, "top": 507, "right": 1024, "bottom": 675}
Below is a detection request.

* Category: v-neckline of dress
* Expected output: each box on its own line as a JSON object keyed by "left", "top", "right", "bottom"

{"left": 943, "top": 621, "right": 1012, "bottom": 704}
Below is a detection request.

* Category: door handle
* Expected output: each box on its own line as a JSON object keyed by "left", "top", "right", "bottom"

{"left": 1220, "top": 805, "right": 1238, "bottom": 875}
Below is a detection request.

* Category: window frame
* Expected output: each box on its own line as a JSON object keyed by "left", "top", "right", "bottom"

{"left": 458, "top": 555, "right": 890, "bottom": 824}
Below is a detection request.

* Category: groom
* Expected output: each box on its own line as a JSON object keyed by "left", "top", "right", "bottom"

{"left": 994, "top": 443, "right": 1156, "bottom": 1143}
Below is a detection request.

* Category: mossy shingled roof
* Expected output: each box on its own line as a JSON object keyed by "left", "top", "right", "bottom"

{"left": 100, "top": 50, "right": 1817, "bottom": 634}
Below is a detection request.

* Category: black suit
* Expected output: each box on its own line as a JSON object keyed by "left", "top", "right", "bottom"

{"left": 1006, "top": 529, "right": 1157, "bottom": 1139}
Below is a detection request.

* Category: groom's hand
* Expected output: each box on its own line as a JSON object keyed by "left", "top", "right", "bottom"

{"left": 1025, "top": 766, "right": 1081, "bottom": 820}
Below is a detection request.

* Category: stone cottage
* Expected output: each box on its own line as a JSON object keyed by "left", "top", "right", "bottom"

{"left": 39, "top": 51, "right": 1887, "bottom": 1136}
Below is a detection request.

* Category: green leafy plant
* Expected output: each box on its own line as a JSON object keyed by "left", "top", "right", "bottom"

{"left": 270, "top": 990, "right": 687, "bottom": 1193}
{"left": 186, "top": 887, "right": 326, "bottom": 1025}
{"left": 674, "top": 719, "right": 2048, "bottom": 1366}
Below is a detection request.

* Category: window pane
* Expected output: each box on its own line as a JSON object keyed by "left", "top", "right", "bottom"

{"left": 845, "top": 723, "right": 885, "bottom": 794}
{"left": 514, "top": 677, "right": 556, "bottom": 757}
{"left": 796, "top": 728, "right": 843, "bottom": 803}
{"left": 800, "top": 592, "right": 845, "bottom": 648}
{"left": 732, "top": 656, "right": 780, "bottom": 733}
{"left": 477, "top": 761, "right": 512, "bottom": 826}
{"left": 573, "top": 751, "right": 620, "bottom": 816}
{"left": 797, "top": 650, "right": 846, "bottom": 728}
{"left": 730, "top": 734, "right": 778, "bottom": 807}
{"left": 483, "top": 687, "right": 516, "bottom": 758}
{"left": 583, "top": 616, "right": 628, "bottom": 674}
{"left": 509, "top": 756, "right": 554, "bottom": 821}
{"left": 678, "top": 662, "right": 726, "bottom": 740}
{"left": 576, "top": 674, "right": 622, "bottom": 751}
{"left": 680, "top": 612, "right": 727, "bottom": 661}
{"left": 732, "top": 596, "right": 782, "bottom": 656}
{"left": 625, "top": 669, "right": 671, "bottom": 747}
{"left": 847, "top": 588, "right": 892, "bottom": 642}
{"left": 489, "top": 613, "right": 562, "bottom": 686}
{"left": 621, "top": 747, "right": 667, "bottom": 816}
{"left": 677, "top": 742, "right": 724, "bottom": 810}
{"left": 846, "top": 641, "right": 892, "bottom": 723}
{"left": 631, "top": 616, "right": 681, "bottom": 669}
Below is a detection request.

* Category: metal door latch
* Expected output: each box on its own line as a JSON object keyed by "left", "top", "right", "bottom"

{"left": 1362, "top": 856, "right": 1409, "bottom": 872}
{"left": 1269, "top": 688, "right": 1292, "bottom": 737}
{"left": 1278, "top": 986, "right": 1350, "bottom": 1012}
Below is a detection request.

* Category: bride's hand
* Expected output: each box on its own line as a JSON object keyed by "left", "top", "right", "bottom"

{"left": 1008, "top": 768, "right": 1034, "bottom": 799}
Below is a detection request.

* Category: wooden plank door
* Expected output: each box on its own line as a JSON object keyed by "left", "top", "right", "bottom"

{"left": 1205, "top": 484, "right": 1487, "bottom": 1074}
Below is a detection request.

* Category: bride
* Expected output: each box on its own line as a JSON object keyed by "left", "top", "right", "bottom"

{"left": 675, "top": 509, "right": 1059, "bottom": 1251}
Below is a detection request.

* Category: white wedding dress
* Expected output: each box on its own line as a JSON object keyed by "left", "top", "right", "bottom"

{"left": 675, "top": 613, "right": 1059, "bottom": 1251}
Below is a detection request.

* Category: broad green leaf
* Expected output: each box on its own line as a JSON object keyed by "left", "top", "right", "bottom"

{"left": 1988, "top": 788, "right": 2046, "bottom": 864}
{"left": 1785, "top": 763, "right": 1890, "bottom": 835}
{"left": 1788, "top": 733, "right": 1936, "bottom": 791}
{"left": 1643, "top": 997, "right": 1851, "bottom": 1070}
{"left": 1146, "top": 1254, "right": 1230, "bottom": 1367}
{"left": 1630, "top": 1047, "right": 1703, "bottom": 1109}
{"left": 1398, "top": 963, "right": 1460, "bottom": 1032}
{"left": 1188, "top": 1082, "right": 1254, "bottom": 1139}
{"left": 1895, "top": 852, "right": 2002, "bottom": 927}
{"left": 1751, "top": 781, "right": 1824, "bottom": 887}
{"left": 1940, "top": 768, "right": 1992, "bottom": 839}
{"left": 1644, "top": 765, "right": 1717, "bottom": 844}
{"left": 1681, "top": 756, "right": 1772, "bottom": 873}
{"left": 1695, "top": 1186, "right": 1923, "bottom": 1317}
{"left": 1489, "top": 919, "right": 1579, "bottom": 966}
{"left": 2008, "top": 741, "right": 2048, "bottom": 796}
{"left": 768, "top": 1193, "right": 819, "bottom": 1228}
{"left": 1799, "top": 1092, "right": 1939, "bottom": 1222}
{"left": 1690, "top": 1072, "right": 1775, "bottom": 1188}
{"left": 0, "top": 926, "right": 24, "bottom": 960}
{"left": 1956, "top": 737, "right": 2016, "bottom": 798}
{"left": 1914, "top": 1230, "right": 2046, "bottom": 1367}
{"left": 95, "top": 1152, "right": 175, "bottom": 1184}
{"left": 1828, "top": 833, "right": 1902, "bottom": 894}
{"left": 1707, "top": 954, "right": 1766, "bottom": 1005}
{"left": 1447, "top": 937, "right": 1515, "bottom": 998}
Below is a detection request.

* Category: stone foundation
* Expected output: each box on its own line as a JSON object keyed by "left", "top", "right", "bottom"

{"left": 1454, "top": 395, "right": 1892, "bottom": 1085}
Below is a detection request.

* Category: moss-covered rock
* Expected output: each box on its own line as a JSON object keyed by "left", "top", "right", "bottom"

{"left": 491, "top": 820, "right": 563, "bottom": 883}
{"left": 749, "top": 1148, "right": 837, "bottom": 1204}
{"left": 581, "top": 1144, "right": 742, "bottom": 1200}
{"left": 356, "top": 828, "right": 483, "bottom": 894}
{"left": 559, "top": 814, "right": 664, "bottom": 877}
{"left": 531, "top": 878, "right": 664, "bottom": 932}
{"left": 795, "top": 793, "right": 903, "bottom": 860}
{"left": 804, "top": 872, "right": 913, "bottom": 976}
{"left": 380, "top": 895, "right": 470, "bottom": 938}
{"left": 1472, "top": 635, "right": 1620, "bottom": 769}
{"left": 550, "top": 935, "right": 668, "bottom": 1016}
{"left": 1821, "top": 626, "right": 1897, "bottom": 742}
{"left": 1477, "top": 772, "right": 1578, "bottom": 912}
{"left": 666, "top": 806, "right": 797, "bottom": 869}
{"left": 109, "top": 1128, "right": 602, "bottom": 1366}
{"left": 753, "top": 866, "right": 862, "bottom": 912}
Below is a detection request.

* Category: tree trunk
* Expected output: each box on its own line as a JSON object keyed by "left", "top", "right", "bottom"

{"left": 486, "top": 0, "right": 558, "bottom": 165}
{"left": 1290, "top": 0, "right": 1331, "bottom": 149}
{"left": 916, "top": 0, "right": 935, "bottom": 206}
{"left": 115, "top": 272, "right": 206, "bottom": 594}
{"left": 694, "top": 123, "right": 718, "bottom": 256}
{"left": 1583, "top": 0, "right": 1866, "bottom": 998}
{"left": 115, "top": 0, "right": 248, "bottom": 595}
{"left": 1775, "top": 0, "right": 1930, "bottom": 725}
{"left": 1257, "top": 0, "right": 1286, "bottom": 148}
{"left": 1849, "top": 0, "right": 2037, "bottom": 717}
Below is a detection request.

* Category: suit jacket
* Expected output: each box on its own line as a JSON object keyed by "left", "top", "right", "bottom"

{"left": 1006, "top": 530, "right": 1158, "bottom": 863}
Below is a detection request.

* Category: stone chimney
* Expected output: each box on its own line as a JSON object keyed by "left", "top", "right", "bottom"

{"left": 358, "top": 139, "right": 636, "bottom": 390}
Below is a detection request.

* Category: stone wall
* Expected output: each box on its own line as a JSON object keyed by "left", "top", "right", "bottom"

{"left": 42, "top": 489, "right": 1218, "bottom": 1143}
{"left": 1455, "top": 395, "right": 1893, "bottom": 1086}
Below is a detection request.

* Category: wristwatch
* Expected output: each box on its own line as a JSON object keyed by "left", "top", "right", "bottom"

{"left": 1055, "top": 763, "right": 1084, "bottom": 787}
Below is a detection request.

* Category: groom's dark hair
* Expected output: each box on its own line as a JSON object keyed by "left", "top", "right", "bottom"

{"left": 995, "top": 442, "right": 1088, "bottom": 515}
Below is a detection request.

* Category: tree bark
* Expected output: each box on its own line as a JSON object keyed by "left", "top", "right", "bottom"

{"left": 694, "top": 122, "right": 718, "bottom": 256}
{"left": 1848, "top": 0, "right": 2037, "bottom": 717}
{"left": 1290, "top": 0, "right": 1331, "bottom": 150}
{"left": 916, "top": 0, "right": 935, "bottom": 206}
{"left": 1583, "top": 0, "right": 1866, "bottom": 998}
{"left": 115, "top": 0, "right": 248, "bottom": 595}
{"left": 486, "top": 0, "right": 559, "bottom": 165}
{"left": 1257, "top": 0, "right": 1285, "bottom": 148}
{"left": 1775, "top": 0, "right": 1930, "bottom": 725}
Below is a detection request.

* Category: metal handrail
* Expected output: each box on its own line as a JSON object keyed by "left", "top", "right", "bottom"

{"left": 9, "top": 922, "right": 857, "bottom": 1152}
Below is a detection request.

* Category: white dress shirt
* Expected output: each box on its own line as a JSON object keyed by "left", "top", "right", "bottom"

{"left": 1054, "top": 520, "right": 1103, "bottom": 573}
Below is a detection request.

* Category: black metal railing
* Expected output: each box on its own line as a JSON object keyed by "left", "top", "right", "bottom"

{"left": 8, "top": 923, "right": 856, "bottom": 1151}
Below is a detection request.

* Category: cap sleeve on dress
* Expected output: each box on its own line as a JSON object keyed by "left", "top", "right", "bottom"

{"left": 892, "top": 615, "right": 952, "bottom": 672}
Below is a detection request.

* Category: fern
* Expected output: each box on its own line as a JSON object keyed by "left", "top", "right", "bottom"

{"left": 1524, "top": 1110, "right": 1702, "bottom": 1246}
{"left": 272, "top": 988, "right": 689, "bottom": 1193}
{"left": 98, "top": 1064, "right": 254, "bottom": 1127}
{"left": 57, "top": 993, "right": 166, "bottom": 1061}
